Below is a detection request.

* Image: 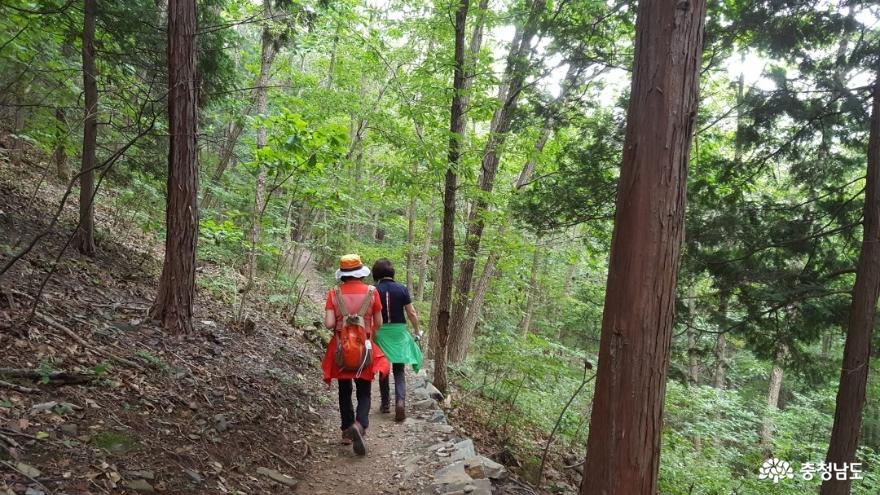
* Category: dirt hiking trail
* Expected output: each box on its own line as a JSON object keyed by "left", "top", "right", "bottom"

{"left": 0, "top": 156, "right": 513, "bottom": 495}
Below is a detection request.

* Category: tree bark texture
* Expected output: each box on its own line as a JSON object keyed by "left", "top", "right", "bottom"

{"left": 151, "top": 0, "right": 199, "bottom": 335}
{"left": 433, "top": 0, "right": 469, "bottom": 395}
{"left": 74, "top": 0, "right": 98, "bottom": 256}
{"left": 579, "top": 0, "right": 706, "bottom": 493}
{"left": 821, "top": 77, "right": 880, "bottom": 495}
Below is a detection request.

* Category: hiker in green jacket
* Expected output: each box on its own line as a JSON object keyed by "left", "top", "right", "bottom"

{"left": 372, "top": 258, "right": 423, "bottom": 421}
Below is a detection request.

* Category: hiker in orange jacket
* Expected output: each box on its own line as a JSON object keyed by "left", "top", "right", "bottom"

{"left": 321, "top": 254, "right": 390, "bottom": 455}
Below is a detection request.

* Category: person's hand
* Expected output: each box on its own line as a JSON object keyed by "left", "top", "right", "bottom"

{"left": 414, "top": 330, "right": 423, "bottom": 341}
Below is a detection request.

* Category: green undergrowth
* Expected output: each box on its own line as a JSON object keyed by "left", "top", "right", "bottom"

{"left": 453, "top": 333, "right": 880, "bottom": 494}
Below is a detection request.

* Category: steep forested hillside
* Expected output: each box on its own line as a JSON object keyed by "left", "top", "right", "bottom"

{"left": 2, "top": 0, "right": 880, "bottom": 494}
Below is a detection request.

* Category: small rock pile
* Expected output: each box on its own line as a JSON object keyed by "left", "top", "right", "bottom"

{"left": 406, "top": 368, "right": 509, "bottom": 495}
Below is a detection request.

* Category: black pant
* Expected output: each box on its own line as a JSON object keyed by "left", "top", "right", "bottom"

{"left": 338, "top": 378, "right": 371, "bottom": 431}
{"left": 379, "top": 363, "right": 406, "bottom": 406}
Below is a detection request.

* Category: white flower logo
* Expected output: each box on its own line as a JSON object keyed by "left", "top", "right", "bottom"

{"left": 759, "top": 458, "right": 795, "bottom": 483}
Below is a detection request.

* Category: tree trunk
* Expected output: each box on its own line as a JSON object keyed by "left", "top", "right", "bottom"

{"left": 326, "top": 21, "right": 339, "bottom": 89}
{"left": 73, "top": 0, "right": 98, "bottom": 256}
{"left": 239, "top": 0, "right": 277, "bottom": 319}
{"left": 54, "top": 107, "right": 68, "bottom": 181}
{"left": 520, "top": 241, "right": 541, "bottom": 337}
{"left": 416, "top": 195, "right": 437, "bottom": 302}
{"left": 713, "top": 292, "right": 729, "bottom": 389}
{"left": 557, "top": 260, "right": 577, "bottom": 341}
{"left": 433, "top": 0, "right": 469, "bottom": 395}
{"left": 202, "top": 112, "right": 249, "bottom": 209}
{"left": 821, "top": 76, "right": 880, "bottom": 495}
{"left": 12, "top": 107, "right": 25, "bottom": 168}
{"left": 427, "top": 246, "right": 443, "bottom": 359}
{"left": 151, "top": 0, "right": 199, "bottom": 335}
{"left": 760, "top": 345, "right": 787, "bottom": 448}
{"left": 447, "top": 246, "right": 499, "bottom": 361}
{"left": 687, "top": 284, "right": 702, "bottom": 453}
{"left": 406, "top": 181, "right": 417, "bottom": 295}
{"left": 579, "top": 0, "right": 706, "bottom": 492}
{"left": 448, "top": 0, "right": 546, "bottom": 345}
{"left": 446, "top": 125, "right": 542, "bottom": 362}
{"left": 686, "top": 284, "right": 699, "bottom": 385}
{"left": 822, "top": 332, "right": 833, "bottom": 358}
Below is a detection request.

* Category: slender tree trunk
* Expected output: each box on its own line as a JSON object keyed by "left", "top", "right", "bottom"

{"left": 448, "top": 0, "right": 546, "bottom": 344}
{"left": 760, "top": 345, "right": 787, "bottom": 448}
{"left": 711, "top": 292, "right": 729, "bottom": 450}
{"left": 326, "top": 21, "right": 339, "bottom": 89}
{"left": 151, "top": 0, "right": 199, "bottom": 335}
{"left": 713, "top": 292, "right": 729, "bottom": 389}
{"left": 579, "top": 0, "right": 706, "bottom": 492}
{"left": 427, "top": 245, "right": 443, "bottom": 359}
{"left": 433, "top": 0, "right": 469, "bottom": 395}
{"left": 447, "top": 130, "right": 541, "bottom": 362}
{"left": 520, "top": 241, "right": 541, "bottom": 337}
{"left": 406, "top": 180, "right": 417, "bottom": 294}
{"left": 416, "top": 195, "right": 437, "bottom": 302}
{"left": 12, "top": 107, "right": 25, "bottom": 168}
{"left": 687, "top": 283, "right": 702, "bottom": 453}
{"left": 687, "top": 284, "right": 699, "bottom": 385}
{"left": 822, "top": 333, "right": 833, "bottom": 358}
{"left": 821, "top": 77, "right": 880, "bottom": 495}
{"left": 239, "top": 0, "right": 277, "bottom": 320}
{"left": 202, "top": 112, "right": 249, "bottom": 209}
{"left": 74, "top": 0, "right": 98, "bottom": 256}
{"left": 557, "top": 260, "right": 577, "bottom": 341}
{"left": 447, "top": 224, "right": 503, "bottom": 362}
{"left": 54, "top": 107, "right": 68, "bottom": 181}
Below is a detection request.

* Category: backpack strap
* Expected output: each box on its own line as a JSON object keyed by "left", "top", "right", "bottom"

{"left": 357, "top": 286, "right": 374, "bottom": 318}
{"left": 334, "top": 286, "right": 351, "bottom": 315}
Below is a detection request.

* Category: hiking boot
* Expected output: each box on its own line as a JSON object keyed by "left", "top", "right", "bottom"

{"left": 344, "top": 422, "right": 366, "bottom": 456}
{"left": 394, "top": 399, "right": 406, "bottom": 422}
{"left": 380, "top": 402, "right": 390, "bottom": 414}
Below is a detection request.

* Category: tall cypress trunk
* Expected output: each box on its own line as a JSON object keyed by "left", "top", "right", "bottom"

{"left": 579, "top": 0, "right": 706, "bottom": 492}
{"left": 151, "top": 0, "right": 199, "bottom": 335}
{"left": 821, "top": 76, "right": 880, "bottom": 495}
{"left": 433, "top": 0, "right": 470, "bottom": 395}
{"left": 74, "top": 0, "right": 98, "bottom": 256}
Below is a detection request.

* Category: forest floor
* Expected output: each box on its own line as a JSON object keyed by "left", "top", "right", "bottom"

{"left": 0, "top": 149, "right": 513, "bottom": 494}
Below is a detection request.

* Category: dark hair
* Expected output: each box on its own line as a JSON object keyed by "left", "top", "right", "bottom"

{"left": 340, "top": 275, "right": 363, "bottom": 282}
{"left": 372, "top": 258, "right": 395, "bottom": 280}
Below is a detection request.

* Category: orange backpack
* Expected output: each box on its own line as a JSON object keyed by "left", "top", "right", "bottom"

{"left": 333, "top": 286, "right": 374, "bottom": 375}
